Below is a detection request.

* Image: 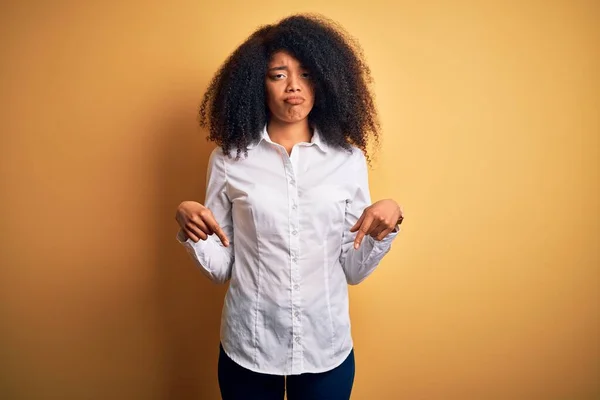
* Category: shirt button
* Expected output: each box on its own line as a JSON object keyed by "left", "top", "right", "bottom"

{"left": 293, "top": 284, "right": 299, "bottom": 290}
{"left": 292, "top": 204, "right": 297, "bottom": 210}
{"left": 294, "top": 311, "right": 300, "bottom": 318}
{"left": 292, "top": 230, "right": 298, "bottom": 235}
{"left": 290, "top": 179, "right": 296, "bottom": 185}
{"left": 294, "top": 336, "right": 301, "bottom": 343}
{"left": 292, "top": 257, "right": 298, "bottom": 263}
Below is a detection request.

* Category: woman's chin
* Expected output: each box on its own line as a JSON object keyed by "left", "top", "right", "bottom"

{"left": 284, "top": 113, "right": 311, "bottom": 123}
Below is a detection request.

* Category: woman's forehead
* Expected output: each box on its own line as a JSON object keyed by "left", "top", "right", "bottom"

{"left": 268, "top": 51, "right": 306, "bottom": 68}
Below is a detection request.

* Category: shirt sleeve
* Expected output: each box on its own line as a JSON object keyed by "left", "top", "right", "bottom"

{"left": 339, "top": 148, "right": 400, "bottom": 285}
{"left": 175, "top": 147, "right": 234, "bottom": 284}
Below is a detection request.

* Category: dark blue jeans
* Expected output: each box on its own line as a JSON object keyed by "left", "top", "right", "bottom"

{"left": 218, "top": 343, "right": 355, "bottom": 400}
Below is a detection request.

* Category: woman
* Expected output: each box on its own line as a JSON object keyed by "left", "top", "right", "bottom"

{"left": 175, "top": 13, "right": 404, "bottom": 400}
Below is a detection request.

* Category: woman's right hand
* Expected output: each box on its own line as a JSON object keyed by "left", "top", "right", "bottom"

{"left": 175, "top": 201, "right": 230, "bottom": 246}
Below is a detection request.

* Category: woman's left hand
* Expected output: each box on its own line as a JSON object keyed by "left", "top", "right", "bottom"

{"left": 350, "top": 199, "right": 403, "bottom": 249}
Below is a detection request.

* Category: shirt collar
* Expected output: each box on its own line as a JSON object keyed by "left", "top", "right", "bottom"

{"left": 246, "top": 124, "right": 329, "bottom": 153}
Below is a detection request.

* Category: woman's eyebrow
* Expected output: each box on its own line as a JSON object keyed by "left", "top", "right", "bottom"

{"left": 268, "top": 65, "right": 308, "bottom": 71}
{"left": 268, "top": 66, "right": 288, "bottom": 71}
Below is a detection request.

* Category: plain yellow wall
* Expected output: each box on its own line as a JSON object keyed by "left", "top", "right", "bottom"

{"left": 1, "top": 0, "right": 598, "bottom": 399}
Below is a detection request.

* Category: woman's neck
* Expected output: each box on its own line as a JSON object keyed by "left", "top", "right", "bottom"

{"left": 266, "top": 119, "right": 313, "bottom": 151}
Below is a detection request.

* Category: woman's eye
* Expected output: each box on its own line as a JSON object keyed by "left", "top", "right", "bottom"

{"left": 269, "top": 72, "right": 310, "bottom": 80}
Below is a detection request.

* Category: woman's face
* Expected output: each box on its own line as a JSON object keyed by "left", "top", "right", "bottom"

{"left": 265, "top": 51, "right": 315, "bottom": 124}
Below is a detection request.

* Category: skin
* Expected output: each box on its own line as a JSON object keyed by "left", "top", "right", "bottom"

{"left": 264, "top": 50, "right": 315, "bottom": 155}
{"left": 175, "top": 51, "right": 404, "bottom": 249}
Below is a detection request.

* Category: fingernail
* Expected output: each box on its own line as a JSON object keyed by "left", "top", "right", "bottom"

{"left": 354, "top": 242, "right": 358, "bottom": 249}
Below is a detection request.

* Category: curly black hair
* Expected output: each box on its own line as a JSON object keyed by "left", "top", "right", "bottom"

{"left": 199, "top": 13, "right": 381, "bottom": 161}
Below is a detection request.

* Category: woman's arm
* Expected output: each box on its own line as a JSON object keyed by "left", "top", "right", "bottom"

{"left": 339, "top": 149, "right": 400, "bottom": 285}
{"left": 176, "top": 148, "right": 234, "bottom": 284}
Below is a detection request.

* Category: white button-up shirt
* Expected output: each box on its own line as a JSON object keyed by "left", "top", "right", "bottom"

{"left": 176, "top": 124, "right": 399, "bottom": 375}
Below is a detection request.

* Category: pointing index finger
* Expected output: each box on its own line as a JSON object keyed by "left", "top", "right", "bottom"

{"left": 350, "top": 212, "right": 365, "bottom": 233}
{"left": 354, "top": 213, "right": 375, "bottom": 249}
{"left": 209, "top": 220, "right": 229, "bottom": 247}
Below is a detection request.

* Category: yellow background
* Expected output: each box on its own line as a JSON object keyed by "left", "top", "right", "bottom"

{"left": 1, "top": 0, "right": 598, "bottom": 399}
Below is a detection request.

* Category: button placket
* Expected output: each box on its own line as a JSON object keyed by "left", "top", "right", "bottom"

{"left": 286, "top": 149, "right": 303, "bottom": 373}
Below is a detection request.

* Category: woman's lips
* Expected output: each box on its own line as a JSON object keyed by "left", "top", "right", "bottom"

{"left": 284, "top": 97, "right": 305, "bottom": 105}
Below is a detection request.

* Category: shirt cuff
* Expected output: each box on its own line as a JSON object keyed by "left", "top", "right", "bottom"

{"left": 358, "top": 227, "right": 399, "bottom": 258}
{"left": 175, "top": 228, "right": 215, "bottom": 267}
{"left": 373, "top": 227, "right": 400, "bottom": 246}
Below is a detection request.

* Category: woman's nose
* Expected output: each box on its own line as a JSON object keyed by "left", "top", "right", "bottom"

{"left": 286, "top": 74, "right": 301, "bottom": 92}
